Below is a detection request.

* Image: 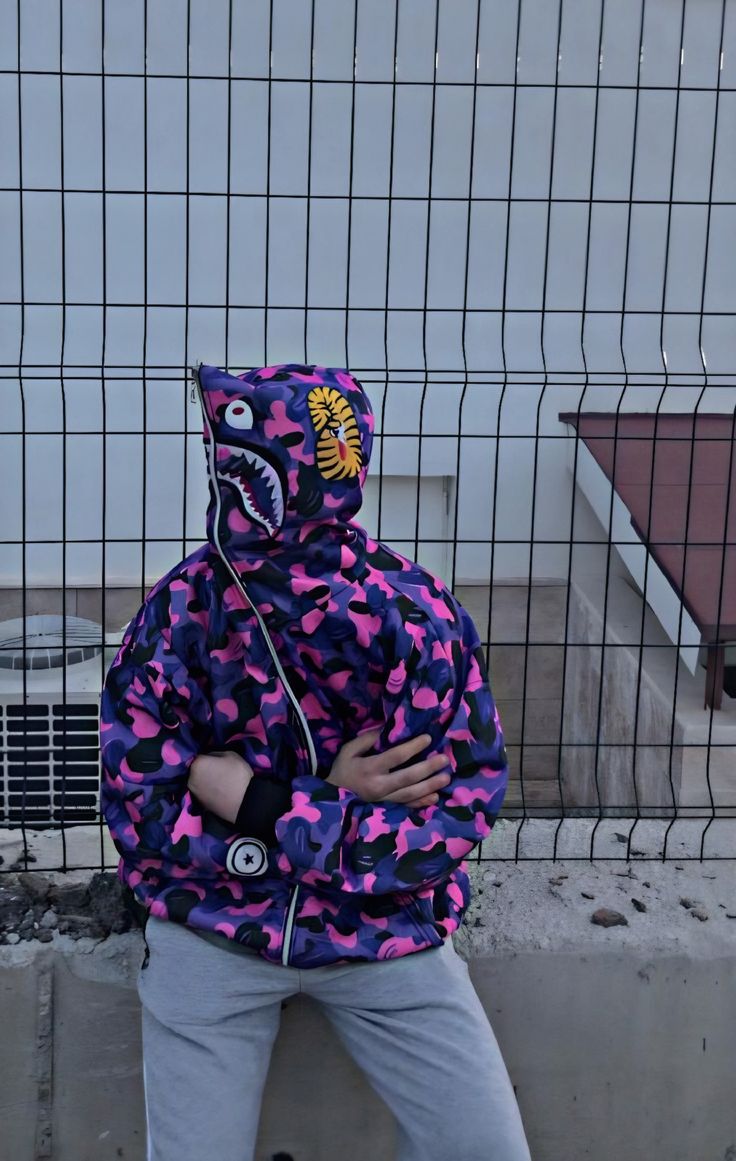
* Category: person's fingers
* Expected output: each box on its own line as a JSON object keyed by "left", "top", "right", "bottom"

{"left": 404, "top": 793, "right": 439, "bottom": 809}
{"left": 382, "top": 772, "right": 450, "bottom": 804}
{"left": 383, "top": 754, "right": 451, "bottom": 792}
{"left": 371, "top": 733, "right": 433, "bottom": 773}
{"left": 348, "top": 728, "right": 383, "bottom": 755}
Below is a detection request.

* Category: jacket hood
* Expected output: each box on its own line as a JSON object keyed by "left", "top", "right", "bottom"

{"left": 195, "top": 363, "right": 374, "bottom": 592}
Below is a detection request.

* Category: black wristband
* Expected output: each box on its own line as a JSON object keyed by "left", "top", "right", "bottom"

{"left": 122, "top": 885, "right": 149, "bottom": 933}
{"left": 234, "top": 777, "right": 294, "bottom": 847}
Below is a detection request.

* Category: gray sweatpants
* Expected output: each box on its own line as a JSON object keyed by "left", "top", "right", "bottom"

{"left": 137, "top": 916, "right": 533, "bottom": 1161}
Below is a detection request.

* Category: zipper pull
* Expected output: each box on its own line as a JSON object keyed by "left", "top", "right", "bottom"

{"left": 188, "top": 363, "right": 199, "bottom": 404}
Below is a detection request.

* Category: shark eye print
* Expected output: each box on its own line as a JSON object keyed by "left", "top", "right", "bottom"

{"left": 307, "top": 385, "right": 363, "bottom": 481}
{"left": 224, "top": 399, "right": 254, "bottom": 430}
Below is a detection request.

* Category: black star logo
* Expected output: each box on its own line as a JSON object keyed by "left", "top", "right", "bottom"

{"left": 244, "top": 853, "right": 254, "bottom": 865}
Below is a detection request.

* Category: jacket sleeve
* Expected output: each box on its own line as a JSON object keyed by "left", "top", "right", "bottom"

{"left": 99, "top": 589, "right": 236, "bottom": 880}
{"left": 273, "top": 599, "right": 509, "bottom": 894}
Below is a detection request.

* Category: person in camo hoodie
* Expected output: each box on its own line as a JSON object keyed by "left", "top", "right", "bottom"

{"left": 99, "top": 362, "right": 532, "bottom": 1161}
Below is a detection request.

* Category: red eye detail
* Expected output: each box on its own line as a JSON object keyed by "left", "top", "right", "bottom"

{"left": 232, "top": 407, "right": 244, "bottom": 415}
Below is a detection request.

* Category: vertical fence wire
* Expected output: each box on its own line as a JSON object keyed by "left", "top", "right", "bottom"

{"left": 453, "top": 0, "right": 483, "bottom": 600}
{"left": 223, "top": 0, "right": 233, "bottom": 369}
{"left": 15, "top": 0, "right": 30, "bottom": 868}
{"left": 303, "top": 0, "right": 316, "bottom": 367}
{"left": 555, "top": 0, "right": 609, "bottom": 862}
{"left": 414, "top": 0, "right": 441, "bottom": 569}
{"left": 264, "top": 0, "right": 274, "bottom": 366}
{"left": 98, "top": 0, "right": 107, "bottom": 869}
{"left": 58, "top": 0, "right": 68, "bottom": 867}
{"left": 377, "top": 0, "right": 401, "bottom": 547}
{"left": 491, "top": 0, "right": 523, "bottom": 851}
{"left": 642, "top": 0, "right": 688, "bottom": 862}
{"left": 691, "top": 0, "right": 732, "bottom": 860}
{"left": 344, "top": 0, "right": 359, "bottom": 374}
{"left": 456, "top": 0, "right": 484, "bottom": 867}
{"left": 519, "top": 0, "right": 565, "bottom": 857}
{"left": 588, "top": 0, "right": 643, "bottom": 859}
{"left": 183, "top": 0, "right": 193, "bottom": 558}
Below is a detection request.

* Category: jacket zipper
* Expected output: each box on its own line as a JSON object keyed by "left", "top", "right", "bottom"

{"left": 281, "top": 883, "right": 300, "bottom": 967}
{"left": 194, "top": 366, "right": 316, "bottom": 969}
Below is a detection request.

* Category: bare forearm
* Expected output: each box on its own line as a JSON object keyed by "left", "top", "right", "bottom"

{"left": 188, "top": 751, "right": 254, "bottom": 824}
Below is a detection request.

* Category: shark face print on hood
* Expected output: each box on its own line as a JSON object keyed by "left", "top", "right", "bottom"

{"left": 198, "top": 362, "right": 373, "bottom": 578}
{"left": 100, "top": 362, "right": 510, "bottom": 969}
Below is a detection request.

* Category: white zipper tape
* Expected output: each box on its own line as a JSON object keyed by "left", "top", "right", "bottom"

{"left": 194, "top": 364, "right": 319, "bottom": 967}
{"left": 195, "top": 366, "right": 318, "bottom": 776}
{"left": 281, "top": 883, "right": 300, "bottom": 968}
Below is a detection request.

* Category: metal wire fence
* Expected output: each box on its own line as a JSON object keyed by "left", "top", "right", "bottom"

{"left": 1, "top": 0, "right": 735, "bottom": 869}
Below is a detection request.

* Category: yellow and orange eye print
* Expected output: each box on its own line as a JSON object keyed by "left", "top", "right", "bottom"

{"left": 306, "top": 385, "right": 363, "bottom": 481}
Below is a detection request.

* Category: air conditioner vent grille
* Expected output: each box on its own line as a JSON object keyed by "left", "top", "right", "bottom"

{"left": 1, "top": 701, "right": 100, "bottom": 826}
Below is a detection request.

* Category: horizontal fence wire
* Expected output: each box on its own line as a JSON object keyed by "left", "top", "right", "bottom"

{"left": 1, "top": 0, "right": 735, "bottom": 872}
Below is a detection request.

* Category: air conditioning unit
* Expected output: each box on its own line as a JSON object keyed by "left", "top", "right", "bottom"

{"left": 0, "top": 615, "right": 112, "bottom": 828}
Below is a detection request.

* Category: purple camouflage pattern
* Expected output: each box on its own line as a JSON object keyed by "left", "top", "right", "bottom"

{"left": 99, "top": 363, "right": 509, "bottom": 968}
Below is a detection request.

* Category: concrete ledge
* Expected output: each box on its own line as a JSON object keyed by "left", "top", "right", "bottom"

{"left": 1, "top": 854, "right": 735, "bottom": 1161}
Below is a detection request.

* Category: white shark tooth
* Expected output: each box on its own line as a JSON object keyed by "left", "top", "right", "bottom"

{"left": 216, "top": 441, "right": 284, "bottom": 531}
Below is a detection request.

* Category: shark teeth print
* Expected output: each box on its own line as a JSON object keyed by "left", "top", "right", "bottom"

{"left": 216, "top": 442, "right": 285, "bottom": 536}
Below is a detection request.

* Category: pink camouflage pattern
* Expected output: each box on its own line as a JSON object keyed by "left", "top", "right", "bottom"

{"left": 99, "top": 363, "right": 509, "bottom": 967}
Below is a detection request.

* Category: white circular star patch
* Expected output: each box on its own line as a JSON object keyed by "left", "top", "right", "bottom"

{"left": 225, "top": 837, "right": 268, "bottom": 877}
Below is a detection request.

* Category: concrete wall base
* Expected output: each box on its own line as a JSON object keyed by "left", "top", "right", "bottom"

{"left": 2, "top": 857, "right": 735, "bottom": 1161}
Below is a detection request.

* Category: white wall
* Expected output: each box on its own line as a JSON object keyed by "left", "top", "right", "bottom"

{"left": 1, "top": 0, "right": 734, "bottom": 592}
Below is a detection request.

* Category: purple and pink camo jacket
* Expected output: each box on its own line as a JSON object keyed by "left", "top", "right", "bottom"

{"left": 99, "top": 363, "right": 509, "bottom": 969}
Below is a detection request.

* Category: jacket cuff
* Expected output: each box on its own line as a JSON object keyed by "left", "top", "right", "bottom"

{"left": 121, "top": 884, "right": 150, "bottom": 932}
{"left": 234, "top": 776, "right": 294, "bottom": 847}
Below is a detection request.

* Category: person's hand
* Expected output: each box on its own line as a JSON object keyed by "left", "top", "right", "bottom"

{"left": 188, "top": 750, "right": 255, "bottom": 824}
{"left": 326, "top": 730, "right": 451, "bottom": 808}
